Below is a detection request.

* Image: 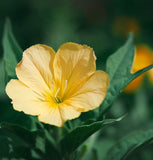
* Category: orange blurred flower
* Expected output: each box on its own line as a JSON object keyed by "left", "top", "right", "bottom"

{"left": 124, "top": 44, "right": 153, "bottom": 93}
{"left": 113, "top": 16, "right": 140, "bottom": 36}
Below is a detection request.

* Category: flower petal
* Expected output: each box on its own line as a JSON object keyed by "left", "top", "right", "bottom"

{"left": 148, "top": 68, "right": 153, "bottom": 83}
{"left": 131, "top": 45, "right": 153, "bottom": 73}
{"left": 124, "top": 75, "right": 143, "bottom": 93}
{"left": 38, "top": 106, "right": 63, "bottom": 127}
{"left": 64, "top": 71, "right": 109, "bottom": 112}
{"left": 6, "top": 79, "right": 50, "bottom": 115}
{"left": 53, "top": 42, "right": 96, "bottom": 95}
{"left": 16, "top": 44, "right": 55, "bottom": 94}
{"left": 59, "top": 103, "right": 81, "bottom": 121}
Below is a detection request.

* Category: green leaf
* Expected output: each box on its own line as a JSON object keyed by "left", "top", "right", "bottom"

{"left": 99, "top": 34, "right": 153, "bottom": 118}
{"left": 59, "top": 118, "right": 122, "bottom": 158}
{"left": 0, "top": 59, "right": 6, "bottom": 97}
{"left": 0, "top": 123, "right": 61, "bottom": 160}
{"left": 105, "top": 129, "right": 153, "bottom": 160}
{"left": 1, "top": 20, "right": 40, "bottom": 131}
{"left": 0, "top": 103, "right": 39, "bottom": 131}
{"left": 3, "top": 19, "right": 22, "bottom": 78}
{"left": 0, "top": 20, "right": 37, "bottom": 131}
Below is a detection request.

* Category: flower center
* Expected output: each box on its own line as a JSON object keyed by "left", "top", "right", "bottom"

{"left": 55, "top": 96, "right": 62, "bottom": 103}
{"left": 54, "top": 88, "right": 61, "bottom": 103}
{"left": 53, "top": 80, "right": 68, "bottom": 104}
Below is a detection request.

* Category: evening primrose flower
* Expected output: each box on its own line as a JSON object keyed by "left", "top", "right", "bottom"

{"left": 6, "top": 43, "right": 109, "bottom": 127}
{"left": 124, "top": 44, "right": 153, "bottom": 93}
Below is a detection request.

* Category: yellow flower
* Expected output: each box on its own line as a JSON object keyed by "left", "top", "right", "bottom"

{"left": 6, "top": 43, "right": 109, "bottom": 127}
{"left": 124, "top": 44, "right": 153, "bottom": 93}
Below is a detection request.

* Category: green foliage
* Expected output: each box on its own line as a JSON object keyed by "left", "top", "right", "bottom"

{"left": 0, "top": 123, "right": 61, "bottom": 160}
{"left": 0, "top": 60, "right": 6, "bottom": 97}
{"left": 0, "top": 101, "right": 39, "bottom": 131}
{"left": 3, "top": 19, "right": 22, "bottom": 78}
{"left": 0, "top": 20, "right": 39, "bottom": 131}
{"left": 59, "top": 118, "right": 122, "bottom": 158}
{"left": 99, "top": 34, "right": 153, "bottom": 118}
{"left": 105, "top": 129, "right": 153, "bottom": 160}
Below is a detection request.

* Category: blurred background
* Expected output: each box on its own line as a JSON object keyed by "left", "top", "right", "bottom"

{"left": 0, "top": 0, "right": 153, "bottom": 159}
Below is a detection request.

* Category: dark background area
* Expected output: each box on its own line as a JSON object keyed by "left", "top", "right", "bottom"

{"left": 1, "top": 0, "right": 153, "bottom": 61}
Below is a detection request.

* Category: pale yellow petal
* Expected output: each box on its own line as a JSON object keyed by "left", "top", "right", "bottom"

{"left": 38, "top": 106, "right": 63, "bottom": 127}
{"left": 59, "top": 103, "right": 81, "bottom": 121}
{"left": 53, "top": 42, "right": 96, "bottom": 96}
{"left": 16, "top": 44, "right": 55, "bottom": 94}
{"left": 64, "top": 71, "right": 109, "bottom": 112}
{"left": 147, "top": 68, "right": 153, "bottom": 83}
{"left": 6, "top": 79, "right": 50, "bottom": 115}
